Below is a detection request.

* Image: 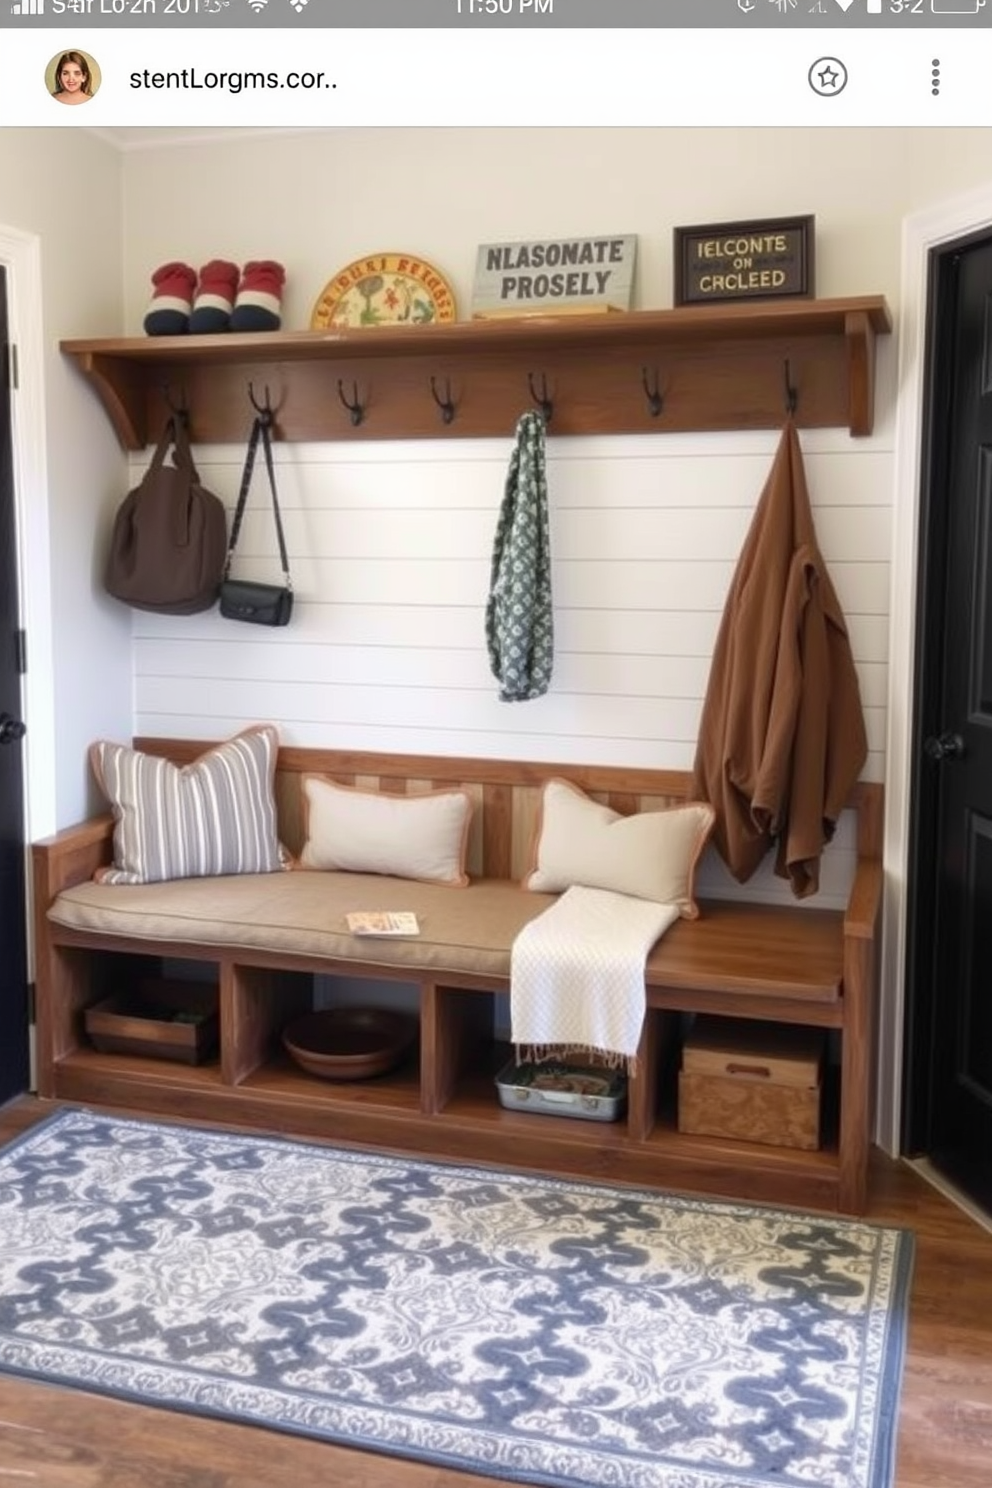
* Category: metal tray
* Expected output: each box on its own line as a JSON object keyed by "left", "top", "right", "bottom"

{"left": 495, "top": 1059, "right": 627, "bottom": 1123}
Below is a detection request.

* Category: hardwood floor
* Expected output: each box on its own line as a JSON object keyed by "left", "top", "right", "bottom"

{"left": 0, "top": 1096, "right": 989, "bottom": 1488}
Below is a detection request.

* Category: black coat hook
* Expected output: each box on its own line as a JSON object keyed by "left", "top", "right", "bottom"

{"left": 162, "top": 382, "right": 190, "bottom": 426}
{"left": 430, "top": 375, "right": 457, "bottom": 426}
{"left": 527, "top": 371, "right": 554, "bottom": 423}
{"left": 641, "top": 367, "right": 663, "bottom": 418}
{"left": 784, "top": 360, "right": 798, "bottom": 416}
{"left": 337, "top": 379, "right": 365, "bottom": 428}
{"left": 248, "top": 381, "right": 276, "bottom": 427}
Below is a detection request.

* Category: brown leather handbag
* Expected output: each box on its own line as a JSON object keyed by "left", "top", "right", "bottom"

{"left": 105, "top": 416, "right": 228, "bottom": 614}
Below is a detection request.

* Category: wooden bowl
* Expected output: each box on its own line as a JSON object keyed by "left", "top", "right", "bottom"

{"left": 281, "top": 1008, "right": 417, "bottom": 1082}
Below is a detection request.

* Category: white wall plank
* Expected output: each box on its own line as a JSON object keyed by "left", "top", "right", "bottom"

{"left": 137, "top": 639, "right": 889, "bottom": 711}
{"left": 135, "top": 603, "right": 890, "bottom": 666}
{"left": 223, "top": 502, "right": 890, "bottom": 570}
{"left": 133, "top": 427, "right": 893, "bottom": 905}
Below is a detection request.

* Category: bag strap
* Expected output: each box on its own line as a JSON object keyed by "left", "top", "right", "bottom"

{"left": 147, "top": 415, "right": 195, "bottom": 479}
{"left": 144, "top": 416, "right": 205, "bottom": 551}
{"left": 223, "top": 418, "right": 260, "bottom": 569}
{"left": 258, "top": 417, "right": 291, "bottom": 586}
{"left": 224, "top": 415, "right": 292, "bottom": 588}
{"left": 169, "top": 412, "right": 200, "bottom": 480}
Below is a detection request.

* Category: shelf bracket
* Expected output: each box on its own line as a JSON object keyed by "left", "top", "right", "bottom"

{"left": 845, "top": 310, "right": 877, "bottom": 439}
{"left": 80, "top": 352, "right": 147, "bottom": 451}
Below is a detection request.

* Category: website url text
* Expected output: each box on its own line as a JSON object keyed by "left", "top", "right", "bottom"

{"left": 129, "top": 69, "right": 333, "bottom": 91}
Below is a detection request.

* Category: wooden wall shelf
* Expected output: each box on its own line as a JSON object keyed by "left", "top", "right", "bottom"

{"left": 61, "top": 296, "right": 892, "bottom": 451}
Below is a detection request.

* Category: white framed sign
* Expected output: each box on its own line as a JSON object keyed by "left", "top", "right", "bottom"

{"left": 472, "top": 234, "right": 636, "bottom": 317}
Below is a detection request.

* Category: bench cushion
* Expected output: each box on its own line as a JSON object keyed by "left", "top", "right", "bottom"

{"left": 48, "top": 874, "right": 844, "bottom": 1001}
{"left": 48, "top": 873, "right": 557, "bottom": 981}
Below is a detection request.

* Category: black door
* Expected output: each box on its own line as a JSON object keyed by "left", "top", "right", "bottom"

{"left": 0, "top": 264, "right": 29, "bottom": 1103}
{"left": 904, "top": 232, "right": 992, "bottom": 1213}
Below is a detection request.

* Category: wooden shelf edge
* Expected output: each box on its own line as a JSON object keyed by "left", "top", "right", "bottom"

{"left": 60, "top": 296, "right": 893, "bottom": 450}
{"left": 59, "top": 297, "right": 893, "bottom": 363}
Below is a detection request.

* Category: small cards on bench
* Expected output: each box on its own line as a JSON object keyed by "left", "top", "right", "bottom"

{"left": 345, "top": 911, "right": 420, "bottom": 937}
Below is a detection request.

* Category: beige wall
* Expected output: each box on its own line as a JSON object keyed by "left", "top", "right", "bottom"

{"left": 9, "top": 123, "right": 992, "bottom": 841}
{"left": 121, "top": 127, "right": 918, "bottom": 331}
{"left": 0, "top": 127, "right": 128, "bottom": 828}
{"left": 117, "top": 127, "right": 992, "bottom": 331}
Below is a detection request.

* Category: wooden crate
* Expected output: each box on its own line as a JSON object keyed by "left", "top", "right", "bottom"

{"left": 84, "top": 979, "right": 219, "bottom": 1065}
{"left": 678, "top": 1018, "right": 824, "bottom": 1151}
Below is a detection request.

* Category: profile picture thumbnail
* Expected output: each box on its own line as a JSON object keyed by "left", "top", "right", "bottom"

{"left": 46, "top": 50, "right": 101, "bottom": 107}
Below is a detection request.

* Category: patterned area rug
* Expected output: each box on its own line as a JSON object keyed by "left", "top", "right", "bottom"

{"left": 0, "top": 1109, "right": 913, "bottom": 1488}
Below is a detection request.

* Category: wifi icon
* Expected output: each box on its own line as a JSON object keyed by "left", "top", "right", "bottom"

{"left": 247, "top": 0, "right": 267, "bottom": 10}
{"left": 833, "top": 0, "right": 856, "bottom": 9}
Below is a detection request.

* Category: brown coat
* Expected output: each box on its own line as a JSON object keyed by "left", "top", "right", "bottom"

{"left": 690, "top": 419, "right": 867, "bottom": 898}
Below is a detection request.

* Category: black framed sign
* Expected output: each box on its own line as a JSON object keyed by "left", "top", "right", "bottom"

{"left": 674, "top": 215, "right": 814, "bottom": 306}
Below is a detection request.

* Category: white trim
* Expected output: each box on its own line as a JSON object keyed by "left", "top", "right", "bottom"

{"left": 879, "top": 183, "right": 992, "bottom": 1156}
{"left": 0, "top": 224, "right": 56, "bottom": 850}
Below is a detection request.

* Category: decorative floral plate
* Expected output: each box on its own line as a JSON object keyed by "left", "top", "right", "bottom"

{"left": 310, "top": 252, "right": 457, "bottom": 329}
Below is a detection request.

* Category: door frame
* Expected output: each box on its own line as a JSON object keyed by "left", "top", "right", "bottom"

{"left": 0, "top": 224, "right": 57, "bottom": 973}
{"left": 880, "top": 182, "right": 992, "bottom": 1156}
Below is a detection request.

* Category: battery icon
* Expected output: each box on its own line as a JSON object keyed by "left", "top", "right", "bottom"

{"left": 867, "top": 0, "right": 882, "bottom": 10}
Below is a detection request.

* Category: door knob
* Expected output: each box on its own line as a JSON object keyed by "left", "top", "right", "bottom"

{"left": 0, "top": 713, "right": 26, "bottom": 745}
{"left": 923, "top": 731, "right": 965, "bottom": 762}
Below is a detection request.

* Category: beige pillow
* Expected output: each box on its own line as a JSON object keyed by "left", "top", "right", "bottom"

{"left": 524, "top": 778, "right": 715, "bottom": 918}
{"left": 299, "top": 776, "right": 472, "bottom": 886}
{"left": 90, "top": 724, "right": 284, "bottom": 886}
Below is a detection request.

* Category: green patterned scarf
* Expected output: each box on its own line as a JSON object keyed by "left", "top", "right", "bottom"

{"left": 485, "top": 410, "right": 553, "bottom": 702}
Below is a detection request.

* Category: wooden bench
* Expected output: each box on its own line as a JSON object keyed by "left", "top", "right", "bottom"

{"left": 31, "top": 745, "right": 884, "bottom": 1214}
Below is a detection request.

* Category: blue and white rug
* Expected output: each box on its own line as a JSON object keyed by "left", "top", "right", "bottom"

{"left": 0, "top": 1109, "right": 913, "bottom": 1488}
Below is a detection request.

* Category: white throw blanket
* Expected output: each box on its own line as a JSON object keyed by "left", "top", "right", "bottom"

{"left": 510, "top": 885, "right": 679, "bottom": 1069}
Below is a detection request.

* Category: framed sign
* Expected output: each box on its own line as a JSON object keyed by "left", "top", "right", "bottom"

{"left": 674, "top": 215, "right": 814, "bottom": 306}
{"left": 472, "top": 234, "right": 636, "bottom": 318}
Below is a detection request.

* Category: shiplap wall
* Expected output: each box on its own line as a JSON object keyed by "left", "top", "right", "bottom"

{"left": 131, "top": 423, "right": 889, "bottom": 911}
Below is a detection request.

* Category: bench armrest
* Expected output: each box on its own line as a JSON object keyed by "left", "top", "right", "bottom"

{"left": 844, "top": 856, "right": 883, "bottom": 942}
{"left": 31, "top": 815, "right": 115, "bottom": 902}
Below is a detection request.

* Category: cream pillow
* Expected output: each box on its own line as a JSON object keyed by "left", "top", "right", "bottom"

{"left": 299, "top": 777, "right": 472, "bottom": 886}
{"left": 90, "top": 725, "right": 284, "bottom": 886}
{"left": 524, "top": 778, "right": 715, "bottom": 918}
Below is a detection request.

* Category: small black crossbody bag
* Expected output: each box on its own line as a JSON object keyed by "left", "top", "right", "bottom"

{"left": 219, "top": 414, "right": 294, "bottom": 626}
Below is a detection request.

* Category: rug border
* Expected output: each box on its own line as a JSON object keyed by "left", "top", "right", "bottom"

{"left": 867, "top": 1224, "right": 915, "bottom": 1488}
{"left": 0, "top": 1106, "right": 917, "bottom": 1488}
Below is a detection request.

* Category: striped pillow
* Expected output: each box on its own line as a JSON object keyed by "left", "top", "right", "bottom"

{"left": 90, "top": 725, "right": 284, "bottom": 885}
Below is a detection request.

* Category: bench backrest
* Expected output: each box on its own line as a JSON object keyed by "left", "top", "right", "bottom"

{"left": 134, "top": 740, "right": 884, "bottom": 886}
